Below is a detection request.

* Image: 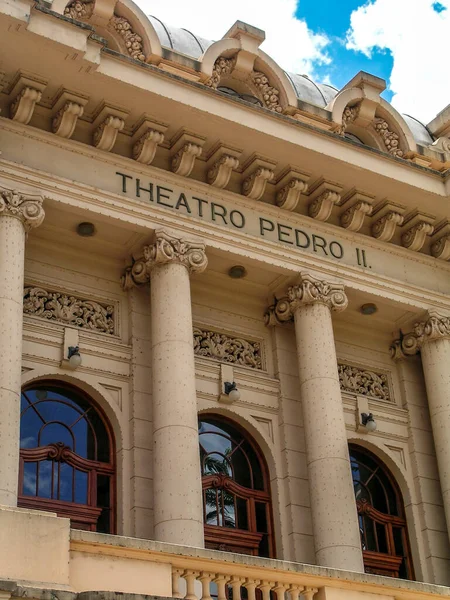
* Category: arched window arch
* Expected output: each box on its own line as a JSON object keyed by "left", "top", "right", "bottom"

{"left": 350, "top": 445, "right": 414, "bottom": 579}
{"left": 199, "top": 415, "right": 274, "bottom": 557}
{"left": 19, "top": 382, "right": 116, "bottom": 533}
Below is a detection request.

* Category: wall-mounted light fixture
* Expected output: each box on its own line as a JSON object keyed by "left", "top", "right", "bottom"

{"left": 219, "top": 381, "right": 241, "bottom": 404}
{"left": 67, "top": 346, "right": 82, "bottom": 370}
{"left": 361, "top": 412, "right": 377, "bottom": 432}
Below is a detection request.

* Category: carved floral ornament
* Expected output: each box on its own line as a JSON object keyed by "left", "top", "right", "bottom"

{"left": 265, "top": 273, "right": 348, "bottom": 326}
{"left": 23, "top": 286, "right": 115, "bottom": 334}
{"left": 338, "top": 363, "right": 391, "bottom": 402}
{"left": 390, "top": 311, "right": 450, "bottom": 359}
{"left": 64, "top": 1, "right": 145, "bottom": 62}
{"left": 205, "top": 56, "right": 283, "bottom": 113}
{"left": 193, "top": 327, "right": 262, "bottom": 370}
{"left": 0, "top": 188, "right": 45, "bottom": 232}
{"left": 122, "top": 230, "right": 208, "bottom": 289}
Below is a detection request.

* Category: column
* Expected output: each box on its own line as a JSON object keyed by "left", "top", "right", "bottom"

{"left": 266, "top": 273, "right": 364, "bottom": 572}
{"left": 123, "top": 230, "right": 207, "bottom": 547}
{"left": 399, "top": 312, "right": 450, "bottom": 542}
{"left": 0, "top": 187, "right": 45, "bottom": 506}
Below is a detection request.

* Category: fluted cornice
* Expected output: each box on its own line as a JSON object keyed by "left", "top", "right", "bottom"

{"left": 122, "top": 230, "right": 208, "bottom": 289}
{"left": 390, "top": 310, "right": 450, "bottom": 359}
{"left": 265, "top": 273, "right": 348, "bottom": 326}
{"left": 0, "top": 187, "right": 45, "bottom": 232}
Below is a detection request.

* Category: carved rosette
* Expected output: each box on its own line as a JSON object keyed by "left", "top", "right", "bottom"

{"left": 207, "top": 155, "right": 240, "bottom": 189}
{"left": 205, "top": 56, "right": 236, "bottom": 89}
{"left": 309, "top": 190, "right": 340, "bottom": 221}
{"left": 242, "top": 167, "right": 274, "bottom": 200}
{"left": 373, "top": 118, "right": 404, "bottom": 158}
{"left": 390, "top": 311, "right": 450, "bottom": 359}
{"left": 52, "top": 101, "right": 84, "bottom": 139}
{"left": 371, "top": 210, "right": 404, "bottom": 242}
{"left": 110, "top": 15, "right": 145, "bottom": 62}
{"left": 64, "top": 0, "right": 94, "bottom": 20}
{"left": 265, "top": 274, "right": 348, "bottom": 326}
{"left": 250, "top": 71, "right": 282, "bottom": 113}
{"left": 171, "top": 143, "right": 203, "bottom": 177}
{"left": 93, "top": 115, "right": 124, "bottom": 151}
{"left": 0, "top": 188, "right": 45, "bottom": 232}
{"left": 10, "top": 87, "right": 42, "bottom": 125}
{"left": 122, "top": 231, "right": 208, "bottom": 289}
{"left": 276, "top": 178, "right": 308, "bottom": 211}
{"left": 132, "top": 129, "right": 164, "bottom": 164}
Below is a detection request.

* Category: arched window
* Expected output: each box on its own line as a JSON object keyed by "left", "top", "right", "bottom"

{"left": 199, "top": 416, "right": 274, "bottom": 557}
{"left": 350, "top": 445, "right": 414, "bottom": 579}
{"left": 19, "top": 382, "right": 115, "bottom": 533}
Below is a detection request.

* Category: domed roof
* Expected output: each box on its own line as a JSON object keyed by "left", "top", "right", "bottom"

{"left": 402, "top": 114, "right": 434, "bottom": 147}
{"left": 148, "top": 15, "right": 213, "bottom": 59}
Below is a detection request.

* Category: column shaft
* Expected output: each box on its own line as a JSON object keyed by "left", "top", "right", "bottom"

{"left": 151, "top": 261, "right": 204, "bottom": 547}
{"left": 0, "top": 216, "right": 26, "bottom": 506}
{"left": 293, "top": 302, "right": 364, "bottom": 572}
{"left": 420, "top": 338, "right": 450, "bottom": 536}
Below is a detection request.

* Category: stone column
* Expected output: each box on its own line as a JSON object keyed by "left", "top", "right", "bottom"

{"left": 0, "top": 187, "right": 45, "bottom": 506}
{"left": 394, "top": 312, "right": 450, "bottom": 542}
{"left": 266, "top": 274, "right": 364, "bottom": 572}
{"left": 123, "top": 230, "right": 207, "bottom": 547}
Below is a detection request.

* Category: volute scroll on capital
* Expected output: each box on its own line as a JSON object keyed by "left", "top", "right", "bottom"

{"left": 264, "top": 273, "right": 348, "bottom": 326}
{"left": 0, "top": 187, "right": 45, "bottom": 232}
{"left": 121, "top": 230, "right": 208, "bottom": 290}
{"left": 390, "top": 311, "right": 450, "bottom": 360}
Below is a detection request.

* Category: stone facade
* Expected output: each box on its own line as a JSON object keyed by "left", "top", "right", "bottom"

{"left": 1, "top": 2, "right": 450, "bottom": 599}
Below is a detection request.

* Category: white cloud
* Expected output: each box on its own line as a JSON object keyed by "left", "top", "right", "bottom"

{"left": 134, "top": 0, "right": 330, "bottom": 75}
{"left": 346, "top": 0, "right": 450, "bottom": 124}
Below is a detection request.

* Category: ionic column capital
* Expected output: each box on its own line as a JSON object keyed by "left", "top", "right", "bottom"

{"left": 0, "top": 187, "right": 45, "bottom": 232}
{"left": 265, "top": 273, "right": 348, "bottom": 326}
{"left": 122, "top": 230, "right": 208, "bottom": 289}
{"left": 390, "top": 310, "right": 450, "bottom": 359}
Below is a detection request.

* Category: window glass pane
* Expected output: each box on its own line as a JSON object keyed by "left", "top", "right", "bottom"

{"left": 40, "top": 422, "right": 74, "bottom": 449}
{"left": 231, "top": 447, "right": 252, "bottom": 488}
{"left": 23, "top": 462, "right": 37, "bottom": 496}
{"left": 376, "top": 523, "right": 388, "bottom": 553}
{"left": 203, "top": 452, "right": 232, "bottom": 477}
{"left": 368, "top": 479, "right": 388, "bottom": 514}
{"left": 37, "top": 460, "right": 52, "bottom": 498}
{"left": 363, "top": 516, "right": 377, "bottom": 551}
{"left": 205, "top": 488, "right": 219, "bottom": 525}
{"left": 393, "top": 527, "right": 405, "bottom": 556}
{"left": 258, "top": 533, "right": 270, "bottom": 558}
{"left": 219, "top": 489, "right": 236, "bottom": 528}
{"left": 236, "top": 497, "right": 248, "bottom": 530}
{"left": 255, "top": 502, "right": 268, "bottom": 533}
{"left": 59, "top": 462, "right": 74, "bottom": 502}
{"left": 75, "top": 470, "right": 88, "bottom": 504}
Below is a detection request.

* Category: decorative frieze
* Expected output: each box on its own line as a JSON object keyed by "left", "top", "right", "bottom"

{"left": 250, "top": 71, "right": 282, "bottom": 113}
{"left": 338, "top": 363, "right": 391, "bottom": 401}
{"left": 373, "top": 118, "right": 404, "bottom": 158}
{"left": 64, "top": 0, "right": 94, "bottom": 20}
{"left": 110, "top": 15, "right": 145, "bottom": 62}
{"left": 205, "top": 56, "right": 236, "bottom": 89}
{"left": 23, "top": 286, "right": 115, "bottom": 334}
{"left": 193, "top": 327, "right": 262, "bottom": 370}
{"left": 0, "top": 188, "right": 45, "bottom": 232}
{"left": 339, "top": 104, "right": 360, "bottom": 134}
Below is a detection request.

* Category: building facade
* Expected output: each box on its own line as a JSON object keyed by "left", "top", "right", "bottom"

{"left": 1, "top": 1, "right": 450, "bottom": 600}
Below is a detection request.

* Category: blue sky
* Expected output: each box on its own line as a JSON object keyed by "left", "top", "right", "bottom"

{"left": 295, "top": 0, "right": 394, "bottom": 102}
{"left": 138, "top": 0, "right": 450, "bottom": 123}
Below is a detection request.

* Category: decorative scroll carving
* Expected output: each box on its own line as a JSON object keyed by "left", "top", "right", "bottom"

{"left": 401, "top": 215, "right": 434, "bottom": 252}
{"left": 340, "top": 200, "right": 373, "bottom": 231}
{"left": 93, "top": 115, "right": 124, "bottom": 151}
{"left": 265, "top": 274, "right": 348, "bottom": 326}
{"left": 309, "top": 189, "right": 340, "bottom": 221}
{"left": 373, "top": 118, "right": 404, "bottom": 158}
{"left": 132, "top": 128, "right": 164, "bottom": 164}
{"left": 0, "top": 188, "right": 45, "bottom": 232}
{"left": 371, "top": 207, "right": 404, "bottom": 242}
{"left": 338, "top": 363, "right": 390, "bottom": 401}
{"left": 276, "top": 178, "right": 308, "bottom": 211}
{"left": 390, "top": 311, "right": 450, "bottom": 359}
{"left": 193, "top": 327, "right": 262, "bottom": 369}
{"left": 64, "top": 0, "right": 94, "bottom": 20}
{"left": 207, "top": 155, "right": 240, "bottom": 189}
{"left": 250, "top": 71, "right": 282, "bottom": 113}
{"left": 171, "top": 143, "right": 203, "bottom": 177}
{"left": 205, "top": 56, "right": 236, "bottom": 89}
{"left": 431, "top": 233, "right": 450, "bottom": 261}
{"left": 122, "top": 230, "right": 208, "bottom": 289}
{"left": 110, "top": 15, "right": 145, "bottom": 62}
{"left": 242, "top": 167, "right": 274, "bottom": 200}
{"left": 10, "top": 87, "right": 42, "bottom": 125}
{"left": 52, "top": 101, "right": 84, "bottom": 139}
{"left": 23, "top": 286, "right": 115, "bottom": 334}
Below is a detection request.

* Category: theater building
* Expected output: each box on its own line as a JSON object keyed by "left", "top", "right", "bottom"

{"left": 1, "top": 0, "right": 450, "bottom": 599}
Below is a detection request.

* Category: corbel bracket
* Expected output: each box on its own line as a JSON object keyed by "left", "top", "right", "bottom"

{"left": 339, "top": 188, "right": 374, "bottom": 232}
{"left": 241, "top": 154, "right": 276, "bottom": 200}
{"left": 51, "top": 90, "right": 89, "bottom": 139}
{"left": 401, "top": 210, "right": 435, "bottom": 252}
{"left": 307, "top": 179, "right": 342, "bottom": 221}
{"left": 92, "top": 104, "right": 128, "bottom": 152}
{"left": 170, "top": 130, "right": 205, "bottom": 177}
{"left": 206, "top": 143, "right": 242, "bottom": 189}
{"left": 132, "top": 118, "right": 167, "bottom": 165}
{"left": 370, "top": 200, "right": 405, "bottom": 242}
{"left": 275, "top": 167, "right": 309, "bottom": 211}
{"left": 9, "top": 73, "right": 47, "bottom": 125}
{"left": 430, "top": 219, "right": 450, "bottom": 261}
